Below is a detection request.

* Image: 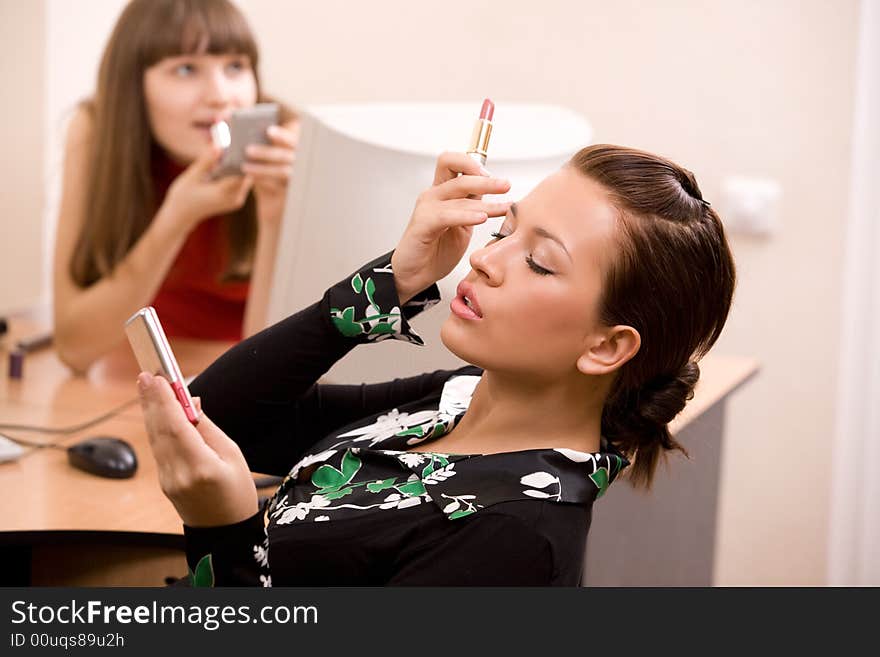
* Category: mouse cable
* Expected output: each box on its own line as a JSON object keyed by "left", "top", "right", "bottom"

{"left": 0, "top": 397, "right": 139, "bottom": 436}
{"left": 0, "top": 430, "right": 67, "bottom": 451}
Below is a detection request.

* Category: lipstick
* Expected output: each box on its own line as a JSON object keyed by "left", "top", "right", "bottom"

{"left": 210, "top": 120, "right": 231, "bottom": 149}
{"left": 467, "top": 98, "right": 494, "bottom": 166}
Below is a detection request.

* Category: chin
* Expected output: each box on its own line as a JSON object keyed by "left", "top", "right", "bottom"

{"left": 440, "top": 316, "right": 493, "bottom": 370}
{"left": 440, "top": 316, "right": 571, "bottom": 380}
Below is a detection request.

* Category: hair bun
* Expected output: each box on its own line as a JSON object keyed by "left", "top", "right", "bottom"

{"left": 637, "top": 361, "right": 700, "bottom": 428}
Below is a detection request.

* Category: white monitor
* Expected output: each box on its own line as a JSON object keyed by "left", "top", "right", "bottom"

{"left": 267, "top": 102, "right": 592, "bottom": 384}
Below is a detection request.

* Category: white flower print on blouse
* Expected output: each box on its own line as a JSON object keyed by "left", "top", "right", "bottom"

{"left": 520, "top": 471, "right": 562, "bottom": 501}
{"left": 335, "top": 408, "right": 443, "bottom": 447}
{"left": 396, "top": 452, "right": 427, "bottom": 468}
{"left": 252, "top": 534, "right": 271, "bottom": 587}
{"left": 287, "top": 449, "right": 338, "bottom": 482}
{"left": 332, "top": 375, "right": 481, "bottom": 448}
{"left": 253, "top": 542, "right": 269, "bottom": 568}
{"left": 275, "top": 494, "right": 331, "bottom": 525}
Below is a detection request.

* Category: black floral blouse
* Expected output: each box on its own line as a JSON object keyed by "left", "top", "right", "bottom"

{"left": 186, "top": 251, "right": 629, "bottom": 587}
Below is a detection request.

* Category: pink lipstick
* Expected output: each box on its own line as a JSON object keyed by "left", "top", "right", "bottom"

{"left": 451, "top": 280, "right": 483, "bottom": 321}
{"left": 467, "top": 98, "right": 494, "bottom": 166}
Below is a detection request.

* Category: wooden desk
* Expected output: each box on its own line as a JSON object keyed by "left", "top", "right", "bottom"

{"left": 1, "top": 314, "right": 758, "bottom": 586}
{"left": 0, "top": 315, "right": 231, "bottom": 585}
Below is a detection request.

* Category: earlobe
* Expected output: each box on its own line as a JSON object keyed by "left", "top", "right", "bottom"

{"left": 576, "top": 326, "right": 641, "bottom": 376}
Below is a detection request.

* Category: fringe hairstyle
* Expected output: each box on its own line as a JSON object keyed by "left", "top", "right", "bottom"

{"left": 70, "top": 0, "right": 295, "bottom": 287}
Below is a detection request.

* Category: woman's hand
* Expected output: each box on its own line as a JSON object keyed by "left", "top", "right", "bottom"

{"left": 162, "top": 145, "right": 254, "bottom": 234}
{"left": 137, "top": 373, "right": 258, "bottom": 528}
{"left": 391, "top": 152, "right": 511, "bottom": 304}
{"left": 242, "top": 122, "right": 298, "bottom": 228}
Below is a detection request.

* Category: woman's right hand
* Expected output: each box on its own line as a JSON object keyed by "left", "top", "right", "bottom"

{"left": 162, "top": 145, "right": 254, "bottom": 233}
{"left": 391, "top": 152, "right": 511, "bottom": 303}
{"left": 138, "top": 372, "right": 259, "bottom": 528}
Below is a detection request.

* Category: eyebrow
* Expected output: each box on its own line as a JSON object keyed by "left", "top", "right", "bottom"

{"left": 509, "top": 203, "right": 572, "bottom": 262}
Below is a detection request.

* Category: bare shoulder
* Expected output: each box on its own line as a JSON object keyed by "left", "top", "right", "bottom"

{"left": 65, "top": 104, "right": 95, "bottom": 153}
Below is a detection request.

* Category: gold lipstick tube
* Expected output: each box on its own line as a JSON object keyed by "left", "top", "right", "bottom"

{"left": 467, "top": 118, "right": 493, "bottom": 166}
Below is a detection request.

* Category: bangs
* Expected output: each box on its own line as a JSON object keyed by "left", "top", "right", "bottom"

{"left": 140, "top": 0, "right": 258, "bottom": 66}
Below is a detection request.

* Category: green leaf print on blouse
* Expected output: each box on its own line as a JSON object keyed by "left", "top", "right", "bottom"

{"left": 271, "top": 449, "right": 437, "bottom": 524}
{"left": 396, "top": 479, "right": 427, "bottom": 497}
{"left": 442, "top": 496, "right": 477, "bottom": 519}
{"left": 366, "top": 478, "right": 398, "bottom": 493}
{"left": 310, "top": 449, "right": 363, "bottom": 500}
{"left": 588, "top": 456, "right": 626, "bottom": 498}
{"left": 420, "top": 453, "right": 449, "bottom": 479}
{"left": 553, "top": 447, "right": 628, "bottom": 500}
{"left": 589, "top": 467, "right": 610, "bottom": 498}
{"left": 190, "top": 554, "right": 215, "bottom": 588}
{"left": 330, "top": 306, "right": 363, "bottom": 337}
{"left": 351, "top": 273, "right": 364, "bottom": 294}
{"left": 331, "top": 271, "right": 403, "bottom": 341}
{"left": 312, "top": 449, "right": 362, "bottom": 489}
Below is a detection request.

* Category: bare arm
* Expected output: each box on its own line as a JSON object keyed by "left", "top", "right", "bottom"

{"left": 53, "top": 109, "right": 251, "bottom": 373}
{"left": 52, "top": 110, "right": 192, "bottom": 373}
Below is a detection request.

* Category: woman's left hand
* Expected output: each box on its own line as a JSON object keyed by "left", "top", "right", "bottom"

{"left": 243, "top": 121, "right": 298, "bottom": 227}
{"left": 137, "top": 373, "right": 258, "bottom": 528}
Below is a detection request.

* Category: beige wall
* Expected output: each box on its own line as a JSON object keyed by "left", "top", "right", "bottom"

{"left": 242, "top": 0, "right": 859, "bottom": 585}
{"left": 10, "top": 0, "right": 861, "bottom": 584}
{"left": 0, "top": 0, "right": 44, "bottom": 315}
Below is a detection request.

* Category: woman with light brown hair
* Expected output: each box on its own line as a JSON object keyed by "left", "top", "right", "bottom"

{"left": 53, "top": 0, "right": 296, "bottom": 373}
{"left": 138, "top": 144, "right": 736, "bottom": 586}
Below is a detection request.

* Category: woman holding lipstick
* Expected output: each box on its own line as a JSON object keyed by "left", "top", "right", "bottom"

{"left": 52, "top": 0, "right": 296, "bottom": 373}
{"left": 138, "top": 145, "right": 736, "bottom": 586}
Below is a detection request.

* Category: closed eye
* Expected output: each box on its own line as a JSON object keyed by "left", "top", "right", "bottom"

{"left": 488, "top": 232, "right": 554, "bottom": 276}
{"left": 526, "top": 255, "right": 553, "bottom": 276}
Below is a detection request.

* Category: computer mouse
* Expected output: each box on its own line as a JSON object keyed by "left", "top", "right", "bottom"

{"left": 67, "top": 436, "right": 138, "bottom": 479}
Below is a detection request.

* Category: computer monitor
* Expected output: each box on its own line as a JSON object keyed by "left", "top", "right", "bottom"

{"left": 266, "top": 102, "right": 592, "bottom": 384}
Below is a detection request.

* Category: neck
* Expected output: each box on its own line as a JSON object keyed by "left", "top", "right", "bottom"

{"left": 450, "top": 368, "right": 611, "bottom": 455}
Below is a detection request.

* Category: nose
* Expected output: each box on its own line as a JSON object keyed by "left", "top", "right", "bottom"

{"left": 468, "top": 239, "right": 507, "bottom": 286}
{"left": 203, "top": 65, "right": 232, "bottom": 108}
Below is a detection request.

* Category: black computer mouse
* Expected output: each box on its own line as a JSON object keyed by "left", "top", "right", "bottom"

{"left": 67, "top": 436, "right": 138, "bottom": 479}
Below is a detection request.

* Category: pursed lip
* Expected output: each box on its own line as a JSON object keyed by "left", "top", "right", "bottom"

{"left": 455, "top": 280, "right": 483, "bottom": 318}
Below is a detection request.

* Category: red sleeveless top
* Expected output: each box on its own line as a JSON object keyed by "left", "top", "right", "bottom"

{"left": 150, "top": 154, "right": 249, "bottom": 341}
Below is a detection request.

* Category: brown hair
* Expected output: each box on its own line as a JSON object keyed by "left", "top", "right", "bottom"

{"left": 569, "top": 144, "right": 736, "bottom": 489}
{"left": 70, "top": 0, "right": 295, "bottom": 287}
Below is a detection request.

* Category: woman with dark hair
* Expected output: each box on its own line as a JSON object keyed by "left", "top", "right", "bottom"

{"left": 138, "top": 145, "right": 736, "bottom": 586}
{"left": 53, "top": 0, "right": 297, "bottom": 373}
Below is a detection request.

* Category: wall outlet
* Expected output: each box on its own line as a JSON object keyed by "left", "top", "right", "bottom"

{"left": 719, "top": 176, "right": 782, "bottom": 237}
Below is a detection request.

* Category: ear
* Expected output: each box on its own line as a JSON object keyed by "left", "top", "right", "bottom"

{"left": 576, "top": 325, "right": 641, "bottom": 376}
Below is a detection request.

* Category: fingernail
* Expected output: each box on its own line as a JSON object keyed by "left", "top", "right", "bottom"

{"left": 479, "top": 166, "right": 492, "bottom": 176}
{"left": 137, "top": 373, "right": 152, "bottom": 392}
{"left": 267, "top": 125, "right": 278, "bottom": 135}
